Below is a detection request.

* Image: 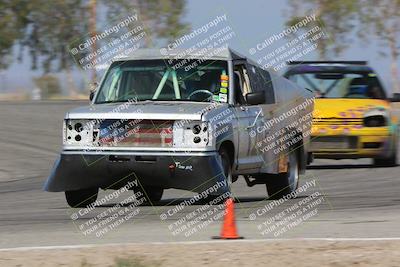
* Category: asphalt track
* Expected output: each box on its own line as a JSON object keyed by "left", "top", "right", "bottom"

{"left": 1, "top": 101, "right": 400, "bottom": 249}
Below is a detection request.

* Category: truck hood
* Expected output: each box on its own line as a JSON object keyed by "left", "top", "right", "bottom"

{"left": 66, "top": 101, "right": 225, "bottom": 121}
{"left": 314, "top": 98, "right": 390, "bottom": 119}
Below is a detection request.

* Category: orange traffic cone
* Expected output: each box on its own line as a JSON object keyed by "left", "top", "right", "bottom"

{"left": 212, "top": 198, "right": 244, "bottom": 239}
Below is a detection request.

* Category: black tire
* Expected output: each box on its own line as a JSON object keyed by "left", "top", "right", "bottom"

{"left": 373, "top": 153, "right": 397, "bottom": 167}
{"left": 265, "top": 152, "right": 299, "bottom": 200}
{"left": 307, "top": 152, "right": 314, "bottom": 165}
{"left": 219, "top": 147, "right": 233, "bottom": 192}
{"left": 203, "top": 147, "right": 232, "bottom": 205}
{"left": 135, "top": 186, "right": 164, "bottom": 203}
{"left": 65, "top": 188, "right": 98, "bottom": 208}
{"left": 374, "top": 137, "right": 398, "bottom": 167}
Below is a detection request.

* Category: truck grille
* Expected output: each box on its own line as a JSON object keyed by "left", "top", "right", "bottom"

{"left": 97, "top": 119, "right": 173, "bottom": 147}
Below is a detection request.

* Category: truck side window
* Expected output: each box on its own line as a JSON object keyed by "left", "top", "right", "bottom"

{"left": 234, "top": 71, "right": 245, "bottom": 105}
{"left": 234, "top": 65, "right": 252, "bottom": 105}
{"left": 246, "top": 64, "right": 275, "bottom": 104}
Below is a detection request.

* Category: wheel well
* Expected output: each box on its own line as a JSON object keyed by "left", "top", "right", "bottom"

{"left": 218, "top": 141, "right": 235, "bottom": 166}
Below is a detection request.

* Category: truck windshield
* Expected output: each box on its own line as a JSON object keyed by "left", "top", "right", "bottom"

{"left": 287, "top": 72, "right": 386, "bottom": 99}
{"left": 95, "top": 60, "right": 228, "bottom": 103}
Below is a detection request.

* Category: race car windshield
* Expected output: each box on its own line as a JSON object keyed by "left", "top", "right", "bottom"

{"left": 95, "top": 60, "right": 228, "bottom": 104}
{"left": 287, "top": 72, "right": 386, "bottom": 99}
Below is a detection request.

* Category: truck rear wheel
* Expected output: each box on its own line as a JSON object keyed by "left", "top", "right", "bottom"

{"left": 265, "top": 152, "right": 299, "bottom": 199}
{"left": 65, "top": 188, "right": 98, "bottom": 208}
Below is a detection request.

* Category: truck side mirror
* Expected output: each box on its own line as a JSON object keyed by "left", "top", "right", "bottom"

{"left": 390, "top": 93, "right": 400, "bottom": 102}
{"left": 89, "top": 90, "right": 96, "bottom": 101}
{"left": 246, "top": 91, "right": 265, "bottom": 105}
{"left": 89, "top": 82, "right": 98, "bottom": 101}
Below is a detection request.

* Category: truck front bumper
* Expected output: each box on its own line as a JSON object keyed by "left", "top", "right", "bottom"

{"left": 44, "top": 151, "right": 227, "bottom": 194}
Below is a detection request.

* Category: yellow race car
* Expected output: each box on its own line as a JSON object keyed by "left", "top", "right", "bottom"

{"left": 285, "top": 61, "right": 400, "bottom": 166}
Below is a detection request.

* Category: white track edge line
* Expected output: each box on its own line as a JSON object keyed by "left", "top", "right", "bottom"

{"left": 1, "top": 237, "right": 400, "bottom": 252}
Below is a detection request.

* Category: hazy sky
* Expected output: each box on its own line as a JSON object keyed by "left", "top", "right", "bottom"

{"left": 1, "top": 0, "right": 397, "bottom": 94}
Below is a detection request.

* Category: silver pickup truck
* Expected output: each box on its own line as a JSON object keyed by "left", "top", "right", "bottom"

{"left": 45, "top": 48, "right": 314, "bottom": 207}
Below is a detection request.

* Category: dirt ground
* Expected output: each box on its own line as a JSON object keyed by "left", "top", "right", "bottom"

{"left": 0, "top": 240, "right": 399, "bottom": 267}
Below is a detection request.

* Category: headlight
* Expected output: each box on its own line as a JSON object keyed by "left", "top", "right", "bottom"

{"left": 64, "top": 119, "right": 93, "bottom": 146}
{"left": 74, "top": 122, "right": 83, "bottom": 132}
{"left": 363, "top": 115, "right": 386, "bottom": 127}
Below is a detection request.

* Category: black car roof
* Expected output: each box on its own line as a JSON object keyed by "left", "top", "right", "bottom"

{"left": 284, "top": 61, "right": 374, "bottom": 76}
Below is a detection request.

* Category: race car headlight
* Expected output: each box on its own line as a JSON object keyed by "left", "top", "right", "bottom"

{"left": 173, "top": 121, "right": 210, "bottom": 148}
{"left": 64, "top": 119, "right": 93, "bottom": 146}
{"left": 363, "top": 115, "right": 387, "bottom": 127}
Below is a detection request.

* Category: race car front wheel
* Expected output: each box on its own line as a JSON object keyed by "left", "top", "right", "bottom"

{"left": 373, "top": 153, "right": 397, "bottom": 167}
{"left": 65, "top": 188, "right": 99, "bottom": 208}
{"left": 373, "top": 137, "right": 398, "bottom": 167}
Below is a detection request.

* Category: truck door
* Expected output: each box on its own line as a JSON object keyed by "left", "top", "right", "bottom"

{"left": 233, "top": 63, "right": 264, "bottom": 171}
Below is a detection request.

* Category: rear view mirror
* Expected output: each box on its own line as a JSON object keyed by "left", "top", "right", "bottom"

{"left": 390, "top": 93, "right": 400, "bottom": 102}
{"left": 246, "top": 91, "right": 265, "bottom": 105}
{"left": 315, "top": 73, "right": 344, "bottom": 80}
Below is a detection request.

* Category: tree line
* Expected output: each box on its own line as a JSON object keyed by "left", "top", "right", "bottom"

{"left": 286, "top": 0, "right": 400, "bottom": 93}
{"left": 0, "top": 0, "right": 189, "bottom": 72}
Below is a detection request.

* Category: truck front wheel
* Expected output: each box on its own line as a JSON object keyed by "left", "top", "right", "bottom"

{"left": 65, "top": 188, "right": 98, "bottom": 208}
{"left": 134, "top": 186, "right": 164, "bottom": 203}
{"left": 219, "top": 147, "right": 233, "bottom": 193}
